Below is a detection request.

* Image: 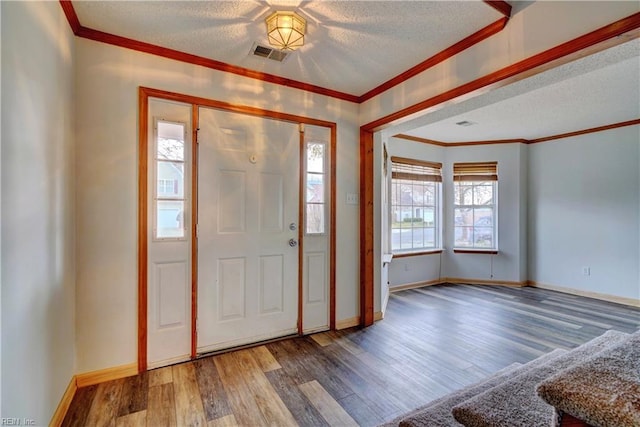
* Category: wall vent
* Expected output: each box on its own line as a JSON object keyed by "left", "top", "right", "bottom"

{"left": 250, "top": 43, "right": 290, "bottom": 63}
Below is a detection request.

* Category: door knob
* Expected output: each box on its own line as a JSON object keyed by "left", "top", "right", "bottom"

{"left": 288, "top": 238, "right": 298, "bottom": 247}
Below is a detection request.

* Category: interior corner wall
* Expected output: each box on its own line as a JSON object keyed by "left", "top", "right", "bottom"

{"left": 74, "top": 38, "right": 360, "bottom": 373}
{"left": 1, "top": 1, "right": 76, "bottom": 423}
{"left": 528, "top": 126, "right": 640, "bottom": 300}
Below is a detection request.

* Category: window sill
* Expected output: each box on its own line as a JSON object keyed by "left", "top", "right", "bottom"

{"left": 453, "top": 249, "right": 498, "bottom": 255}
{"left": 393, "top": 249, "right": 443, "bottom": 258}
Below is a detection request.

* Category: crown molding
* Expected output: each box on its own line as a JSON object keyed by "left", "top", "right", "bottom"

{"left": 358, "top": 17, "right": 509, "bottom": 102}
{"left": 363, "top": 12, "right": 640, "bottom": 131}
{"left": 58, "top": 0, "right": 510, "bottom": 104}
{"left": 394, "top": 119, "right": 639, "bottom": 147}
{"left": 528, "top": 118, "right": 640, "bottom": 144}
{"left": 483, "top": 1, "right": 513, "bottom": 18}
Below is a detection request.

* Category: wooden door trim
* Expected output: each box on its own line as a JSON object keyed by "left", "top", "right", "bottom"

{"left": 297, "top": 126, "right": 305, "bottom": 335}
{"left": 329, "top": 125, "right": 337, "bottom": 330}
{"left": 137, "top": 89, "right": 149, "bottom": 371}
{"left": 138, "top": 87, "right": 337, "bottom": 372}
{"left": 359, "top": 130, "right": 375, "bottom": 327}
{"left": 190, "top": 104, "right": 199, "bottom": 359}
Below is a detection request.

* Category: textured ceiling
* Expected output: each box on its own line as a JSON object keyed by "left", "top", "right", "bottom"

{"left": 72, "top": 0, "right": 502, "bottom": 95}
{"left": 397, "top": 39, "right": 640, "bottom": 142}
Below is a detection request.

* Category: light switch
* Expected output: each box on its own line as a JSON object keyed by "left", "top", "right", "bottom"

{"left": 346, "top": 193, "right": 358, "bottom": 205}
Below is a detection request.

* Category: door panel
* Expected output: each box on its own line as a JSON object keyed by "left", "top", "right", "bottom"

{"left": 260, "top": 255, "right": 284, "bottom": 314}
{"left": 218, "top": 170, "right": 246, "bottom": 232}
{"left": 156, "top": 261, "right": 188, "bottom": 327}
{"left": 259, "top": 173, "right": 284, "bottom": 232}
{"left": 197, "top": 107, "right": 299, "bottom": 353}
{"left": 306, "top": 252, "right": 326, "bottom": 304}
{"left": 218, "top": 257, "right": 246, "bottom": 320}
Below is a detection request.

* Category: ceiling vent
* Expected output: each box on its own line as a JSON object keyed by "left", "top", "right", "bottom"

{"left": 250, "top": 43, "right": 290, "bottom": 63}
{"left": 455, "top": 120, "right": 477, "bottom": 127}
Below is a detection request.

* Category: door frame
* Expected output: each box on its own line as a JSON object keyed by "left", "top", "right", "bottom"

{"left": 138, "top": 86, "right": 336, "bottom": 372}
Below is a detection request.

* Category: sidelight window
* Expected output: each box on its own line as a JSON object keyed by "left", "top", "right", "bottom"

{"left": 155, "top": 120, "right": 186, "bottom": 239}
{"left": 305, "top": 141, "right": 326, "bottom": 234}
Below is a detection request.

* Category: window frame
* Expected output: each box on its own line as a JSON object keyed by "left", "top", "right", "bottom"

{"left": 452, "top": 162, "right": 498, "bottom": 252}
{"left": 153, "top": 118, "right": 188, "bottom": 241}
{"left": 304, "top": 140, "right": 327, "bottom": 236}
{"left": 389, "top": 157, "right": 443, "bottom": 255}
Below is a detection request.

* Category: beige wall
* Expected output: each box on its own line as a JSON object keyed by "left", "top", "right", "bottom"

{"left": 1, "top": 1, "right": 76, "bottom": 422}
{"left": 74, "top": 39, "right": 360, "bottom": 373}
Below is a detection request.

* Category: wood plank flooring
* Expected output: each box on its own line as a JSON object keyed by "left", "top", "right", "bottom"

{"left": 63, "top": 284, "right": 640, "bottom": 426}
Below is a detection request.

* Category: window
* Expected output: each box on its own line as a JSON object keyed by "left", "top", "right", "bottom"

{"left": 158, "top": 179, "right": 179, "bottom": 196}
{"left": 305, "top": 141, "right": 326, "bottom": 234}
{"left": 390, "top": 157, "right": 442, "bottom": 253}
{"left": 155, "top": 120, "right": 186, "bottom": 239}
{"left": 453, "top": 162, "right": 497, "bottom": 250}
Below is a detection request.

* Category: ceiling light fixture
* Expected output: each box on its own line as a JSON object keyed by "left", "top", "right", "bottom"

{"left": 265, "top": 11, "right": 306, "bottom": 51}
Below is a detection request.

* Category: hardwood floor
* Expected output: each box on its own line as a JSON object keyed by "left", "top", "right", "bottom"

{"left": 62, "top": 284, "right": 640, "bottom": 426}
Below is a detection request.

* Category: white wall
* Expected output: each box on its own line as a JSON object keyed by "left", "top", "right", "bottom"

{"left": 74, "top": 39, "right": 360, "bottom": 373}
{"left": 1, "top": 1, "right": 76, "bottom": 423}
{"left": 528, "top": 126, "right": 640, "bottom": 300}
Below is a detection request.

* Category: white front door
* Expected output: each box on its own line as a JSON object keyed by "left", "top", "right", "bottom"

{"left": 197, "top": 107, "right": 300, "bottom": 353}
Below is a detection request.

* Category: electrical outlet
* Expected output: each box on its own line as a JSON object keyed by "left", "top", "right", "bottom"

{"left": 582, "top": 267, "right": 590, "bottom": 276}
{"left": 404, "top": 263, "right": 410, "bottom": 271}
